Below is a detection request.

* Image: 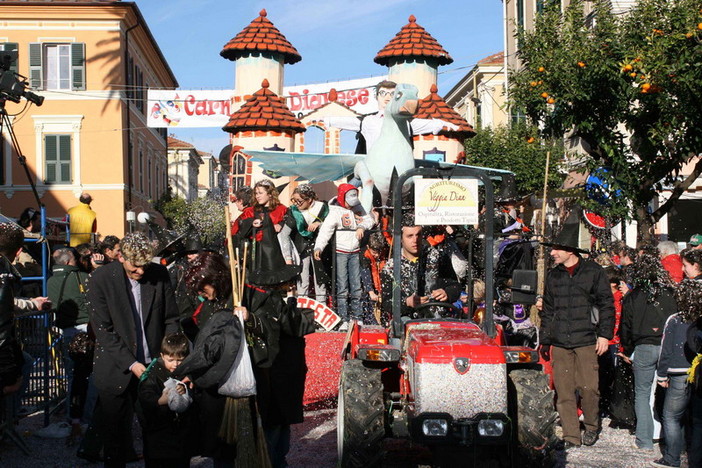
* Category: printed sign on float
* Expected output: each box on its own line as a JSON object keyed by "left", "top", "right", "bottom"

{"left": 147, "top": 75, "right": 386, "bottom": 128}
{"left": 414, "top": 178, "right": 479, "bottom": 226}
{"left": 296, "top": 296, "right": 341, "bottom": 331}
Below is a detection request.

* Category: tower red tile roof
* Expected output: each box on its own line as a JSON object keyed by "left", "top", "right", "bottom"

{"left": 415, "top": 84, "right": 474, "bottom": 137}
{"left": 220, "top": 9, "right": 301, "bottom": 65}
{"left": 374, "top": 15, "right": 453, "bottom": 66}
{"left": 222, "top": 79, "right": 305, "bottom": 134}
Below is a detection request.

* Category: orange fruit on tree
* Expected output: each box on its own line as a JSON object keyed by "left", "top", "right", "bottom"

{"left": 641, "top": 83, "right": 651, "bottom": 91}
{"left": 527, "top": 137, "right": 535, "bottom": 144}
{"left": 537, "top": 80, "right": 543, "bottom": 85}
{"left": 530, "top": 81, "right": 538, "bottom": 87}
{"left": 686, "top": 32, "right": 694, "bottom": 38}
{"left": 630, "top": 72, "right": 637, "bottom": 78}
{"left": 538, "top": 66, "right": 546, "bottom": 72}
{"left": 546, "top": 97, "right": 555, "bottom": 104}
{"left": 577, "top": 61, "right": 586, "bottom": 68}
{"left": 698, "top": 22, "right": 702, "bottom": 30}
{"left": 541, "top": 92, "right": 549, "bottom": 98}
{"left": 623, "top": 64, "right": 633, "bottom": 72}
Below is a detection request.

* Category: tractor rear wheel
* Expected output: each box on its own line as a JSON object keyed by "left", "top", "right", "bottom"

{"left": 508, "top": 369, "right": 558, "bottom": 466}
{"left": 337, "top": 359, "right": 385, "bottom": 467}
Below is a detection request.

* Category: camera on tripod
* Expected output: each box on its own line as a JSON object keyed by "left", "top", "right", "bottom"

{"left": 0, "top": 51, "right": 44, "bottom": 106}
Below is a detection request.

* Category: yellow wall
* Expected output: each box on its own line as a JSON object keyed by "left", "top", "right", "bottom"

{"left": 0, "top": 3, "right": 176, "bottom": 239}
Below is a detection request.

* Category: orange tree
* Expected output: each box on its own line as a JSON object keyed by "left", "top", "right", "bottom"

{"left": 464, "top": 121, "right": 564, "bottom": 196}
{"left": 509, "top": 0, "right": 702, "bottom": 240}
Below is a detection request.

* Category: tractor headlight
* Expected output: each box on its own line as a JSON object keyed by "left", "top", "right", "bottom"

{"left": 422, "top": 418, "right": 449, "bottom": 437}
{"left": 477, "top": 419, "right": 504, "bottom": 437}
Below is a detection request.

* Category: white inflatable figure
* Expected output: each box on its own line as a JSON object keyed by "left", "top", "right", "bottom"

{"left": 244, "top": 82, "right": 457, "bottom": 213}
{"left": 353, "top": 83, "right": 418, "bottom": 212}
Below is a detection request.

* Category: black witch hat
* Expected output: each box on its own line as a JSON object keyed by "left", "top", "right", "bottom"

{"left": 146, "top": 220, "right": 186, "bottom": 257}
{"left": 246, "top": 208, "right": 300, "bottom": 286}
{"left": 541, "top": 207, "right": 589, "bottom": 254}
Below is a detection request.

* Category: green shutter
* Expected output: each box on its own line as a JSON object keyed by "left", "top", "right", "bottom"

{"left": 58, "top": 135, "right": 71, "bottom": 161}
{"left": 45, "top": 135, "right": 57, "bottom": 161}
{"left": 45, "top": 135, "right": 71, "bottom": 183}
{"left": 71, "top": 42, "right": 85, "bottom": 91}
{"left": 29, "top": 43, "right": 42, "bottom": 90}
{"left": 45, "top": 135, "right": 56, "bottom": 183}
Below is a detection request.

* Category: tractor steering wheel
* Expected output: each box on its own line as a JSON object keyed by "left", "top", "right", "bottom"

{"left": 412, "top": 301, "right": 460, "bottom": 319}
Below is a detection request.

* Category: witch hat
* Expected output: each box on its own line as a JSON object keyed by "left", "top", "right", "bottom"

{"left": 541, "top": 207, "right": 588, "bottom": 254}
{"left": 246, "top": 208, "right": 300, "bottom": 286}
{"left": 146, "top": 219, "right": 186, "bottom": 257}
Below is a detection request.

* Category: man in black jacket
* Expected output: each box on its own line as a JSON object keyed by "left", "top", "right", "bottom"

{"left": 540, "top": 243, "right": 615, "bottom": 448}
{"left": 87, "top": 233, "right": 179, "bottom": 467}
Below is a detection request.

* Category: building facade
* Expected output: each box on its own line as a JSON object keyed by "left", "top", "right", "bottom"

{"left": 166, "top": 136, "right": 202, "bottom": 202}
{"left": 0, "top": 0, "right": 177, "bottom": 237}
{"left": 445, "top": 51, "right": 508, "bottom": 130}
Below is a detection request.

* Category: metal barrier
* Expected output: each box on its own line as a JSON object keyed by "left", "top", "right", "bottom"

{"left": 16, "top": 308, "right": 66, "bottom": 422}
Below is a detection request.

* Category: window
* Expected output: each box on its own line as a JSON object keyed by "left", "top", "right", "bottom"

{"left": 138, "top": 150, "right": 145, "bottom": 193}
{"left": 44, "top": 134, "right": 71, "bottom": 184}
{"left": 29, "top": 42, "right": 85, "bottom": 91}
{"left": 0, "top": 42, "right": 19, "bottom": 75}
{"left": 517, "top": 0, "right": 525, "bottom": 28}
{"left": 147, "top": 158, "right": 152, "bottom": 198}
{"left": 232, "top": 153, "right": 247, "bottom": 192}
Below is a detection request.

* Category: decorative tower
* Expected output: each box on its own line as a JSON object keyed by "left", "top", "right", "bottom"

{"left": 220, "top": 9, "right": 301, "bottom": 98}
{"left": 222, "top": 79, "right": 305, "bottom": 203}
{"left": 374, "top": 15, "right": 453, "bottom": 99}
{"left": 413, "top": 84, "right": 475, "bottom": 163}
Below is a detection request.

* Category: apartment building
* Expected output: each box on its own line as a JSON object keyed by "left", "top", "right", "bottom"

{"left": 0, "top": 0, "right": 177, "bottom": 238}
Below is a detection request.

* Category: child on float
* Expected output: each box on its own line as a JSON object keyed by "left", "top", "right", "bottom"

{"left": 313, "top": 183, "right": 375, "bottom": 329}
{"left": 282, "top": 184, "right": 331, "bottom": 304}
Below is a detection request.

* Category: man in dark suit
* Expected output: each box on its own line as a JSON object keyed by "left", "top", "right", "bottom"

{"left": 87, "top": 232, "right": 179, "bottom": 467}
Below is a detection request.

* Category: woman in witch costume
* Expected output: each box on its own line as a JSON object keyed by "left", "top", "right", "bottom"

{"left": 231, "top": 180, "right": 299, "bottom": 286}
{"left": 173, "top": 252, "right": 268, "bottom": 468}
{"left": 239, "top": 208, "right": 312, "bottom": 468}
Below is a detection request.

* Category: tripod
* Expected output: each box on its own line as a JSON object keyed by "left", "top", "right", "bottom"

{"left": 0, "top": 97, "right": 43, "bottom": 207}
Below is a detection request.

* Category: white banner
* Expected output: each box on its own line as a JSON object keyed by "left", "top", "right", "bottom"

{"left": 147, "top": 75, "right": 386, "bottom": 128}
{"left": 414, "top": 178, "right": 479, "bottom": 226}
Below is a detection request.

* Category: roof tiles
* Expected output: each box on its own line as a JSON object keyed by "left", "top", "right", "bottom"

{"left": 375, "top": 15, "right": 453, "bottom": 66}
{"left": 223, "top": 79, "right": 305, "bottom": 134}
{"left": 167, "top": 136, "right": 195, "bottom": 149}
{"left": 415, "top": 84, "right": 475, "bottom": 137}
{"left": 220, "top": 9, "right": 301, "bottom": 64}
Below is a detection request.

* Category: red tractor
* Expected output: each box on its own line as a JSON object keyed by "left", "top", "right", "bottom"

{"left": 336, "top": 165, "right": 558, "bottom": 467}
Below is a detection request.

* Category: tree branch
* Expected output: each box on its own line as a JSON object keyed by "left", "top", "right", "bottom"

{"left": 652, "top": 156, "right": 702, "bottom": 223}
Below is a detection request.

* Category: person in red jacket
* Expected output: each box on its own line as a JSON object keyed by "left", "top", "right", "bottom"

{"left": 657, "top": 241, "right": 684, "bottom": 283}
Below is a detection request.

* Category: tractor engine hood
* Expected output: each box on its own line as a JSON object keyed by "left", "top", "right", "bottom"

{"left": 404, "top": 322, "right": 508, "bottom": 419}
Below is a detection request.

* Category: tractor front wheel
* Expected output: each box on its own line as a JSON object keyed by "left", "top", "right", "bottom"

{"left": 508, "top": 368, "right": 559, "bottom": 466}
{"left": 337, "top": 359, "right": 385, "bottom": 467}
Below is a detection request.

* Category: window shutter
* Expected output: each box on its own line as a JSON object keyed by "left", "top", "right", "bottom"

{"left": 71, "top": 42, "right": 86, "bottom": 91}
{"left": 1, "top": 43, "right": 19, "bottom": 75}
{"left": 29, "top": 43, "right": 43, "bottom": 90}
{"left": 59, "top": 135, "right": 71, "bottom": 183}
{"left": 45, "top": 135, "right": 57, "bottom": 183}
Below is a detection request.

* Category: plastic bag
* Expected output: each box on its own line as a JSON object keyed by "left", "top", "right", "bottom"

{"left": 218, "top": 315, "right": 257, "bottom": 397}
{"left": 164, "top": 377, "right": 192, "bottom": 413}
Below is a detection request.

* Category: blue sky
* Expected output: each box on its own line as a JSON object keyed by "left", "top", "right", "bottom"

{"left": 137, "top": 0, "right": 504, "bottom": 155}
